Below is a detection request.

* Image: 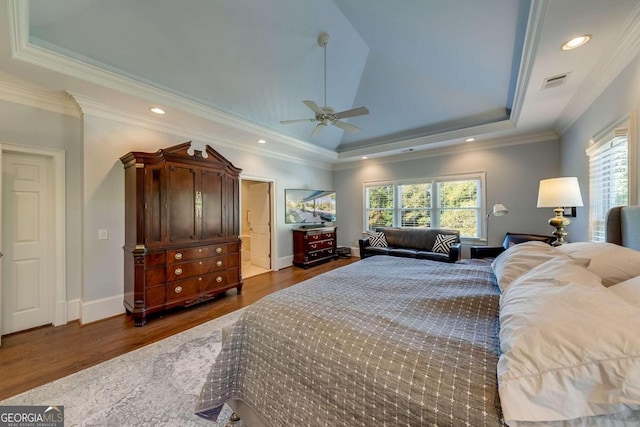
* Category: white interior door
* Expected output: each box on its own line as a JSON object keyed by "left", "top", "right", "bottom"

{"left": 1, "top": 151, "right": 53, "bottom": 335}
{"left": 0, "top": 147, "right": 3, "bottom": 346}
{"left": 249, "top": 182, "right": 271, "bottom": 270}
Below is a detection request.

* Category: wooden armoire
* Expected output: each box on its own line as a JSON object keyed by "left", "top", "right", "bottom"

{"left": 120, "top": 142, "right": 242, "bottom": 326}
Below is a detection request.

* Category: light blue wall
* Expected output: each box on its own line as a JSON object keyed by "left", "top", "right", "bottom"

{"left": 81, "top": 114, "right": 333, "bottom": 301}
{"left": 0, "top": 99, "right": 83, "bottom": 302}
{"left": 333, "top": 139, "right": 561, "bottom": 256}
{"left": 560, "top": 51, "right": 640, "bottom": 241}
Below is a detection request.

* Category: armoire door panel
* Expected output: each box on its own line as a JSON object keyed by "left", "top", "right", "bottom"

{"left": 201, "top": 169, "right": 223, "bottom": 239}
{"left": 145, "top": 165, "right": 164, "bottom": 245}
{"left": 167, "top": 164, "right": 197, "bottom": 243}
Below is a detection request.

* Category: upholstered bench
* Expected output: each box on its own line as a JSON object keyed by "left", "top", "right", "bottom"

{"left": 358, "top": 227, "right": 461, "bottom": 263}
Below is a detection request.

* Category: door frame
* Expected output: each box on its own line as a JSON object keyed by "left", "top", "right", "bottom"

{"left": 1, "top": 142, "right": 67, "bottom": 327}
{"left": 240, "top": 175, "right": 277, "bottom": 271}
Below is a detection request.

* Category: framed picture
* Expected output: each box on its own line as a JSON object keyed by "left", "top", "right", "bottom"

{"left": 564, "top": 207, "right": 577, "bottom": 217}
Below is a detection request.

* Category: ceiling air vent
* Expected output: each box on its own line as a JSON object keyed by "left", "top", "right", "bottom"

{"left": 541, "top": 72, "right": 570, "bottom": 90}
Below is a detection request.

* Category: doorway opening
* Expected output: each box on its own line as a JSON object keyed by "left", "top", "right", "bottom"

{"left": 240, "top": 178, "right": 274, "bottom": 278}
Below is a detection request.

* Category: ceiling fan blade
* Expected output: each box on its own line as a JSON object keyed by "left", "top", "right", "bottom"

{"left": 333, "top": 120, "right": 360, "bottom": 133}
{"left": 279, "top": 118, "right": 315, "bottom": 124}
{"left": 334, "top": 106, "right": 369, "bottom": 119}
{"left": 311, "top": 123, "right": 326, "bottom": 137}
{"left": 303, "top": 100, "right": 325, "bottom": 115}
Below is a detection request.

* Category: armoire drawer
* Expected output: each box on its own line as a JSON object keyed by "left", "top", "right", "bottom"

{"left": 166, "top": 256, "right": 229, "bottom": 281}
{"left": 166, "top": 271, "right": 238, "bottom": 303}
{"left": 167, "top": 244, "right": 228, "bottom": 264}
{"left": 199, "top": 270, "right": 238, "bottom": 294}
{"left": 165, "top": 277, "right": 201, "bottom": 303}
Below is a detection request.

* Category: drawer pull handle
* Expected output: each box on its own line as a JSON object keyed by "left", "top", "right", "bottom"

{"left": 198, "top": 248, "right": 202, "bottom": 252}
{"left": 216, "top": 260, "right": 223, "bottom": 267}
{"left": 174, "top": 286, "right": 183, "bottom": 294}
{"left": 175, "top": 267, "right": 183, "bottom": 275}
{"left": 310, "top": 244, "right": 317, "bottom": 249}
{"left": 216, "top": 247, "right": 223, "bottom": 254}
{"left": 198, "top": 277, "right": 202, "bottom": 281}
{"left": 199, "top": 261, "right": 203, "bottom": 265}
{"left": 216, "top": 276, "right": 223, "bottom": 283}
{"left": 174, "top": 252, "right": 183, "bottom": 260}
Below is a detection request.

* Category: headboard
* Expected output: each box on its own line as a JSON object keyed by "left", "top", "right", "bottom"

{"left": 605, "top": 206, "right": 640, "bottom": 251}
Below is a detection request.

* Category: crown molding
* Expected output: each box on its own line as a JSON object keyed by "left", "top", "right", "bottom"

{"left": 509, "top": 0, "right": 548, "bottom": 126}
{"left": 555, "top": 1, "right": 640, "bottom": 135}
{"left": 0, "top": 80, "right": 81, "bottom": 117}
{"left": 336, "top": 119, "right": 515, "bottom": 160}
{"left": 333, "top": 129, "right": 558, "bottom": 170}
{"left": 69, "top": 93, "right": 335, "bottom": 170}
{"left": 8, "top": 0, "right": 336, "bottom": 164}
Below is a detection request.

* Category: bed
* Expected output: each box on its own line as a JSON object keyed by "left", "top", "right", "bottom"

{"left": 195, "top": 206, "right": 640, "bottom": 426}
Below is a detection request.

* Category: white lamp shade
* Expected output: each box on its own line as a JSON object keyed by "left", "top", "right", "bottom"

{"left": 492, "top": 203, "right": 508, "bottom": 216}
{"left": 536, "top": 177, "right": 584, "bottom": 208}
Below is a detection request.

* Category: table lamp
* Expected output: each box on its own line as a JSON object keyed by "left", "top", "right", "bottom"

{"left": 536, "top": 177, "right": 583, "bottom": 245}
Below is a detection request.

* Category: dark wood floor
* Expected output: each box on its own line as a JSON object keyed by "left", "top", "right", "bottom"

{"left": 0, "top": 257, "right": 357, "bottom": 401}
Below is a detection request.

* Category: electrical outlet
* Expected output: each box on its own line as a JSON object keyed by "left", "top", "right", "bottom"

{"left": 98, "top": 229, "right": 109, "bottom": 240}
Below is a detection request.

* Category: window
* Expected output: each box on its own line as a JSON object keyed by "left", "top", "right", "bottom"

{"left": 364, "top": 174, "right": 484, "bottom": 238}
{"left": 398, "top": 183, "right": 431, "bottom": 227}
{"left": 586, "top": 113, "right": 637, "bottom": 241}
{"left": 365, "top": 185, "right": 394, "bottom": 229}
{"left": 438, "top": 180, "right": 480, "bottom": 234}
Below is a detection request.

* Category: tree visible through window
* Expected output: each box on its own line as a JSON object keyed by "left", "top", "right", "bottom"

{"left": 364, "top": 175, "right": 484, "bottom": 238}
{"left": 365, "top": 185, "right": 394, "bottom": 229}
{"left": 399, "top": 183, "right": 431, "bottom": 227}
{"left": 438, "top": 180, "right": 479, "bottom": 237}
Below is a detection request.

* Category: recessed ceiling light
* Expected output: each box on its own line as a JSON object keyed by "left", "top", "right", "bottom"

{"left": 150, "top": 107, "right": 166, "bottom": 115}
{"left": 465, "top": 138, "right": 476, "bottom": 142}
{"left": 257, "top": 139, "right": 266, "bottom": 144}
{"left": 361, "top": 156, "right": 368, "bottom": 160}
{"left": 561, "top": 35, "right": 591, "bottom": 51}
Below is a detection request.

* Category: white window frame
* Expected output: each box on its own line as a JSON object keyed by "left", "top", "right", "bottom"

{"left": 586, "top": 112, "right": 637, "bottom": 242}
{"left": 363, "top": 172, "right": 486, "bottom": 242}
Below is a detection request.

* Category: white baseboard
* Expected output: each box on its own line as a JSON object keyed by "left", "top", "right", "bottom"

{"left": 67, "top": 298, "right": 80, "bottom": 322}
{"left": 53, "top": 300, "right": 68, "bottom": 326}
{"left": 276, "top": 255, "right": 293, "bottom": 270}
{"left": 81, "top": 294, "right": 126, "bottom": 324}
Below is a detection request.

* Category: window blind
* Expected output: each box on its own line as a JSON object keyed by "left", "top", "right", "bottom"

{"left": 587, "top": 132, "right": 629, "bottom": 242}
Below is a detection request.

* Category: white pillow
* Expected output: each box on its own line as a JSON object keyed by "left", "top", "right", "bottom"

{"left": 491, "top": 241, "right": 559, "bottom": 292}
{"left": 609, "top": 275, "right": 640, "bottom": 307}
{"left": 498, "top": 257, "right": 640, "bottom": 424}
{"left": 556, "top": 242, "right": 640, "bottom": 287}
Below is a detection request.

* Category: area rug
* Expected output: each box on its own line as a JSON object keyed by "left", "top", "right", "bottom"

{"left": 0, "top": 309, "right": 246, "bottom": 427}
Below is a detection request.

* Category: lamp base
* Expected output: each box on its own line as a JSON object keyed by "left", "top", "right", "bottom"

{"left": 548, "top": 207, "right": 571, "bottom": 246}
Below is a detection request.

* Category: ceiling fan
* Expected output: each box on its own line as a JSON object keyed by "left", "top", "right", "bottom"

{"left": 280, "top": 32, "right": 369, "bottom": 137}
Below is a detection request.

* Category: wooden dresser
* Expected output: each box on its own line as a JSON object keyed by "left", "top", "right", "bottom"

{"left": 292, "top": 226, "right": 338, "bottom": 268}
{"left": 120, "top": 142, "right": 242, "bottom": 326}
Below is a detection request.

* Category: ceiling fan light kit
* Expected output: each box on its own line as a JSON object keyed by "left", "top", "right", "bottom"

{"left": 279, "top": 32, "right": 369, "bottom": 137}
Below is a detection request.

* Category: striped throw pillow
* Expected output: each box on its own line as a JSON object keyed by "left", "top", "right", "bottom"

{"left": 432, "top": 234, "right": 457, "bottom": 254}
{"left": 366, "top": 231, "right": 388, "bottom": 247}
